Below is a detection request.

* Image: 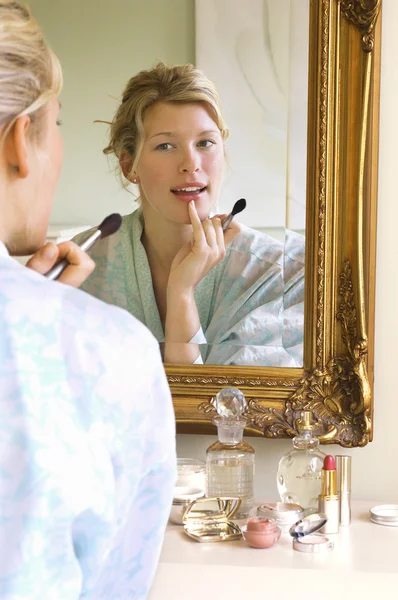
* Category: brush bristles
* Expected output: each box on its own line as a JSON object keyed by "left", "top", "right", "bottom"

{"left": 98, "top": 213, "right": 122, "bottom": 238}
{"left": 231, "top": 198, "right": 246, "bottom": 216}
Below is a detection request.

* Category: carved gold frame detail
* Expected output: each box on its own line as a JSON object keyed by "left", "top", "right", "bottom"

{"left": 165, "top": 0, "right": 382, "bottom": 447}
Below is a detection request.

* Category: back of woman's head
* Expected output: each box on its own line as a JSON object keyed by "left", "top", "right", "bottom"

{"left": 0, "top": 1, "right": 62, "bottom": 141}
{"left": 104, "top": 61, "right": 229, "bottom": 181}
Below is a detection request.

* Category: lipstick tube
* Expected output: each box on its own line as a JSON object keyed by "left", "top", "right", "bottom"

{"left": 336, "top": 455, "right": 351, "bottom": 526}
{"left": 318, "top": 455, "right": 339, "bottom": 534}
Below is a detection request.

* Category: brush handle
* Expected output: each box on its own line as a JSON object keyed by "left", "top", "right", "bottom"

{"left": 45, "top": 229, "right": 101, "bottom": 281}
{"left": 222, "top": 213, "right": 234, "bottom": 232}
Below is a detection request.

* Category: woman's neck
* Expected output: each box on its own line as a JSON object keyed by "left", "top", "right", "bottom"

{"left": 140, "top": 203, "right": 192, "bottom": 273}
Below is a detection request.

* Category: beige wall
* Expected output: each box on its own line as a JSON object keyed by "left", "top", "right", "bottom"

{"left": 28, "top": 0, "right": 195, "bottom": 226}
{"left": 31, "top": 0, "right": 398, "bottom": 501}
{"left": 178, "top": 0, "right": 398, "bottom": 503}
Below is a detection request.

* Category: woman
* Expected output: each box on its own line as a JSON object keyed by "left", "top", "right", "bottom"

{"left": 76, "top": 62, "right": 305, "bottom": 366}
{"left": 0, "top": 2, "right": 176, "bottom": 598}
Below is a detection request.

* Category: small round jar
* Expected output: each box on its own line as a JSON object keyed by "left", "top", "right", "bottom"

{"left": 241, "top": 517, "right": 281, "bottom": 549}
{"left": 369, "top": 505, "right": 398, "bottom": 527}
{"left": 169, "top": 487, "right": 204, "bottom": 525}
{"left": 257, "top": 502, "right": 303, "bottom": 532}
{"left": 176, "top": 458, "right": 206, "bottom": 492}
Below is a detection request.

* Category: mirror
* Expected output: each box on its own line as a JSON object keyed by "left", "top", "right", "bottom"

{"left": 168, "top": 0, "right": 382, "bottom": 447}
{"left": 31, "top": 0, "right": 381, "bottom": 446}
{"left": 30, "top": 0, "right": 307, "bottom": 369}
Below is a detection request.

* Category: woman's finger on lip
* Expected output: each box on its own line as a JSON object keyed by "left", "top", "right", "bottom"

{"left": 189, "top": 201, "right": 206, "bottom": 237}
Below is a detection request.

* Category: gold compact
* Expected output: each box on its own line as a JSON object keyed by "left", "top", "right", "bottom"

{"left": 182, "top": 497, "right": 242, "bottom": 543}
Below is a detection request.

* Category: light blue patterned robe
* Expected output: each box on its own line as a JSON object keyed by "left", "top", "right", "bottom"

{"left": 0, "top": 242, "right": 176, "bottom": 599}
{"left": 75, "top": 208, "right": 304, "bottom": 366}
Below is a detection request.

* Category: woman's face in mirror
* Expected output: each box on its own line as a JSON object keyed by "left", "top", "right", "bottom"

{"left": 135, "top": 101, "right": 225, "bottom": 224}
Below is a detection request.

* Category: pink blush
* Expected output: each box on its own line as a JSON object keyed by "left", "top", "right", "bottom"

{"left": 247, "top": 517, "right": 276, "bottom": 533}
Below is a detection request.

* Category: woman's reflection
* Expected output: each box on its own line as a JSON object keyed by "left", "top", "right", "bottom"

{"left": 74, "top": 62, "right": 304, "bottom": 366}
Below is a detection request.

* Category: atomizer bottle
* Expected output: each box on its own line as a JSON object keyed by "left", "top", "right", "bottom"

{"left": 205, "top": 387, "right": 255, "bottom": 518}
{"left": 277, "top": 411, "right": 325, "bottom": 510}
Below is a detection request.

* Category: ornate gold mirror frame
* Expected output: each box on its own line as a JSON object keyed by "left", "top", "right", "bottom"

{"left": 166, "top": 0, "right": 382, "bottom": 448}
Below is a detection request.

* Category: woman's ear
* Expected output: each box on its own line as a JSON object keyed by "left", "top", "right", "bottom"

{"left": 6, "top": 115, "right": 31, "bottom": 179}
{"left": 120, "top": 151, "right": 139, "bottom": 183}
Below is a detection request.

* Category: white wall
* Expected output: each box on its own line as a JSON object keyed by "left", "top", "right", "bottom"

{"left": 28, "top": 0, "right": 195, "bottom": 226}
{"left": 177, "top": 0, "right": 398, "bottom": 503}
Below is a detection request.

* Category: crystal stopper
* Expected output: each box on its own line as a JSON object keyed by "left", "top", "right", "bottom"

{"left": 214, "top": 387, "right": 247, "bottom": 419}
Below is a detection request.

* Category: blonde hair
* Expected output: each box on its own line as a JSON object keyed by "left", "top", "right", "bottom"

{"left": 0, "top": 1, "right": 62, "bottom": 142}
{"left": 103, "top": 61, "right": 229, "bottom": 183}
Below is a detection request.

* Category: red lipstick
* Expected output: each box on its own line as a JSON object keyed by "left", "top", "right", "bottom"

{"left": 318, "top": 454, "right": 339, "bottom": 534}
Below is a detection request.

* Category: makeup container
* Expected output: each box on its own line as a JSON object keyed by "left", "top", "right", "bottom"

{"left": 176, "top": 458, "right": 206, "bottom": 493}
{"left": 257, "top": 502, "right": 304, "bottom": 532}
{"left": 369, "top": 505, "right": 398, "bottom": 527}
{"left": 318, "top": 455, "right": 339, "bottom": 534}
{"left": 336, "top": 455, "right": 351, "bottom": 526}
{"left": 205, "top": 388, "right": 254, "bottom": 518}
{"left": 241, "top": 517, "right": 281, "bottom": 549}
{"left": 182, "top": 497, "right": 242, "bottom": 542}
{"left": 169, "top": 487, "right": 205, "bottom": 525}
{"left": 289, "top": 512, "right": 334, "bottom": 553}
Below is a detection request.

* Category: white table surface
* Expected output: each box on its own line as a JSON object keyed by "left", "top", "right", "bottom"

{"left": 148, "top": 501, "right": 398, "bottom": 600}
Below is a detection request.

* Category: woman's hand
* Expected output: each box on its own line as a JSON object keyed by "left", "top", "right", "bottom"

{"left": 168, "top": 200, "right": 240, "bottom": 293}
{"left": 26, "top": 241, "right": 95, "bottom": 287}
{"left": 164, "top": 201, "right": 240, "bottom": 364}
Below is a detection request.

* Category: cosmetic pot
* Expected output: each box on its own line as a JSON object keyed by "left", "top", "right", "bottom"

{"left": 289, "top": 511, "right": 334, "bottom": 553}
{"left": 182, "top": 496, "right": 242, "bottom": 542}
{"left": 176, "top": 458, "right": 206, "bottom": 492}
{"left": 169, "top": 487, "right": 205, "bottom": 525}
{"left": 369, "top": 505, "right": 398, "bottom": 527}
{"left": 257, "top": 502, "right": 304, "bottom": 532}
{"left": 241, "top": 517, "right": 281, "bottom": 549}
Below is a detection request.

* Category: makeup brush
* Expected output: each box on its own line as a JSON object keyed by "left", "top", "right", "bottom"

{"left": 45, "top": 213, "right": 122, "bottom": 281}
{"left": 222, "top": 198, "right": 247, "bottom": 231}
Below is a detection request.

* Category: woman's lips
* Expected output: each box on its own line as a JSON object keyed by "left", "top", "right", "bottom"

{"left": 171, "top": 185, "right": 207, "bottom": 202}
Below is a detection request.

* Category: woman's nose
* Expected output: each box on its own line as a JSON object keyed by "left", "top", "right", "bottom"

{"left": 179, "top": 149, "right": 200, "bottom": 173}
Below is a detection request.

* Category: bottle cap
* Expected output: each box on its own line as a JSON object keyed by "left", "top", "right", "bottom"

{"left": 214, "top": 387, "right": 247, "bottom": 418}
{"left": 296, "top": 411, "right": 313, "bottom": 432}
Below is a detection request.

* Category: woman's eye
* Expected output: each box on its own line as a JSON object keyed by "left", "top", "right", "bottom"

{"left": 197, "top": 139, "right": 215, "bottom": 148}
{"left": 155, "top": 142, "right": 173, "bottom": 151}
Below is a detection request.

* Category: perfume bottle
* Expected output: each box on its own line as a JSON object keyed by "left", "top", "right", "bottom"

{"left": 205, "top": 387, "right": 255, "bottom": 518}
{"left": 277, "top": 411, "right": 325, "bottom": 509}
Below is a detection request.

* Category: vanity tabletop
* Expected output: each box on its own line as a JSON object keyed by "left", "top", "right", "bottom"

{"left": 148, "top": 500, "right": 398, "bottom": 600}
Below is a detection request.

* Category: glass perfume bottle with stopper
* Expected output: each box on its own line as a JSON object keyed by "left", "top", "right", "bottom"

{"left": 205, "top": 387, "right": 255, "bottom": 518}
{"left": 277, "top": 411, "right": 325, "bottom": 509}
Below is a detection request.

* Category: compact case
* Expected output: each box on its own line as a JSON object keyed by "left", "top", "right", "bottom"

{"left": 289, "top": 511, "right": 334, "bottom": 553}
{"left": 182, "top": 497, "right": 242, "bottom": 542}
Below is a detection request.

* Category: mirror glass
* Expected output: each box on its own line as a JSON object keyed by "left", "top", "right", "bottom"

{"left": 31, "top": 0, "right": 308, "bottom": 367}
